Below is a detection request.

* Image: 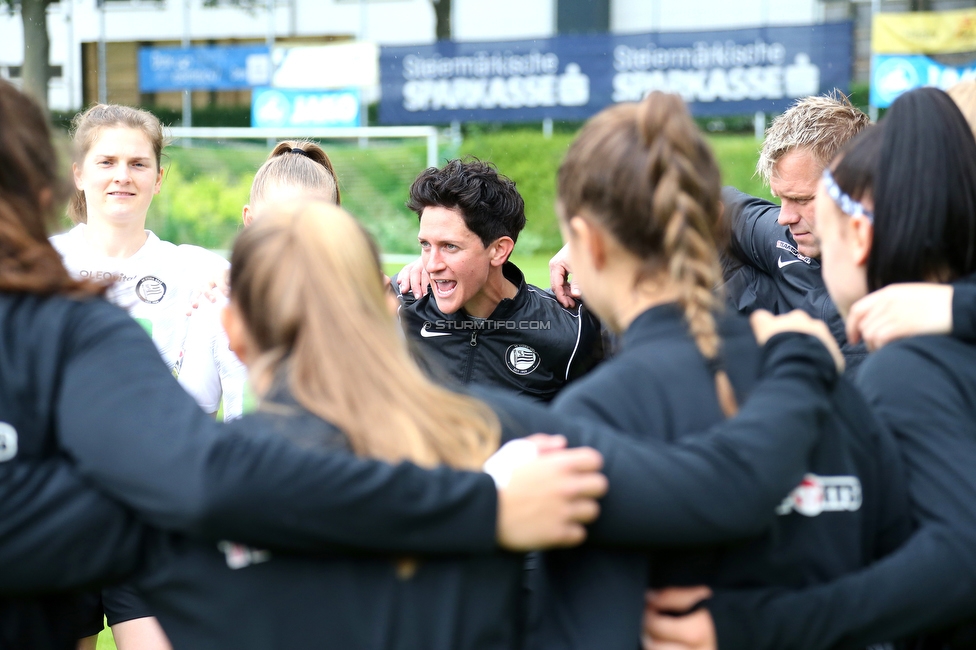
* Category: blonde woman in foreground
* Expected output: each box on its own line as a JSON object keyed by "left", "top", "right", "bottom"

{"left": 136, "top": 201, "right": 550, "bottom": 649}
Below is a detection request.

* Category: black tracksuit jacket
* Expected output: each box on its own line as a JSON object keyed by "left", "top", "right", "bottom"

{"left": 126, "top": 330, "right": 859, "bottom": 650}
{"left": 0, "top": 293, "right": 499, "bottom": 649}
{"left": 0, "top": 292, "right": 883, "bottom": 649}
{"left": 519, "top": 304, "right": 910, "bottom": 650}
{"left": 702, "top": 285, "right": 976, "bottom": 650}
{"left": 721, "top": 187, "right": 869, "bottom": 373}
{"left": 395, "top": 262, "right": 604, "bottom": 402}
{"left": 136, "top": 383, "right": 526, "bottom": 650}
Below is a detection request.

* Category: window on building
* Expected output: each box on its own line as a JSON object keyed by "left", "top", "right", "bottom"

{"left": 556, "top": 0, "right": 609, "bottom": 34}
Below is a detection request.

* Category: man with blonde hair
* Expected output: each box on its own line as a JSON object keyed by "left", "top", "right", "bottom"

{"left": 722, "top": 91, "right": 870, "bottom": 370}
{"left": 547, "top": 93, "right": 869, "bottom": 368}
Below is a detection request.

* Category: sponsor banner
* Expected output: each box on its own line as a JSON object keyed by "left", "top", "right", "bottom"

{"left": 870, "top": 54, "right": 976, "bottom": 108}
{"left": 379, "top": 22, "right": 852, "bottom": 124}
{"left": 272, "top": 42, "right": 379, "bottom": 89}
{"left": 139, "top": 45, "right": 271, "bottom": 92}
{"left": 873, "top": 8, "right": 976, "bottom": 55}
{"left": 251, "top": 87, "right": 361, "bottom": 128}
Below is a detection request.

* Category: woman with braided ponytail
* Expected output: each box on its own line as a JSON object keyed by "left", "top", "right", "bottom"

{"left": 518, "top": 91, "right": 910, "bottom": 650}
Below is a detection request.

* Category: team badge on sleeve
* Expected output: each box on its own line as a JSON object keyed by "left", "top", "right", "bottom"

{"left": 218, "top": 541, "right": 271, "bottom": 570}
{"left": 506, "top": 344, "right": 540, "bottom": 376}
{"left": 0, "top": 422, "right": 17, "bottom": 462}
{"left": 776, "top": 473, "right": 862, "bottom": 516}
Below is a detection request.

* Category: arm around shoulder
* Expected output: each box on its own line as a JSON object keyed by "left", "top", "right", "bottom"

{"left": 55, "top": 300, "right": 500, "bottom": 553}
{"left": 585, "top": 332, "right": 838, "bottom": 546}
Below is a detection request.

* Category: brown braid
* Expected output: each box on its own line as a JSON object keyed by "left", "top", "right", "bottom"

{"left": 559, "top": 91, "right": 738, "bottom": 417}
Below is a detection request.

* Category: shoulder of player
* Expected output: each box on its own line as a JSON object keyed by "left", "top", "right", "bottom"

{"left": 47, "top": 294, "right": 149, "bottom": 355}
{"left": 397, "top": 291, "right": 442, "bottom": 322}
{"left": 857, "top": 335, "right": 974, "bottom": 406}
{"left": 721, "top": 186, "right": 778, "bottom": 210}
{"left": 48, "top": 224, "right": 86, "bottom": 256}
{"left": 48, "top": 230, "right": 70, "bottom": 252}
{"left": 552, "top": 353, "right": 670, "bottom": 434}
{"left": 0, "top": 291, "right": 112, "bottom": 333}
{"left": 860, "top": 335, "right": 956, "bottom": 374}
{"left": 556, "top": 352, "right": 660, "bottom": 407}
{"left": 825, "top": 373, "right": 893, "bottom": 446}
{"left": 175, "top": 244, "right": 230, "bottom": 272}
{"left": 246, "top": 398, "right": 351, "bottom": 453}
{"left": 523, "top": 283, "right": 587, "bottom": 318}
{"left": 716, "top": 308, "right": 754, "bottom": 337}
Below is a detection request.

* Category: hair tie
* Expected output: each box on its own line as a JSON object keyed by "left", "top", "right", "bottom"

{"left": 290, "top": 147, "right": 311, "bottom": 159}
{"left": 705, "top": 355, "right": 725, "bottom": 377}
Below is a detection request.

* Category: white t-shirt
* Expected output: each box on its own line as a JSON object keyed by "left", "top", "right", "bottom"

{"left": 179, "top": 300, "right": 248, "bottom": 420}
{"left": 51, "top": 224, "right": 248, "bottom": 420}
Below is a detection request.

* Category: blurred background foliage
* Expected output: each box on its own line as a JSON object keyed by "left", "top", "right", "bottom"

{"left": 55, "top": 128, "right": 774, "bottom": 260}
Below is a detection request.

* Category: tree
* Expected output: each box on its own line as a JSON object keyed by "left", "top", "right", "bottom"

{"left": 431, "top": 0, "right": 450, "bottom": 41}
{"left": 3, "top": 0, "right": 54, "bottom": 111}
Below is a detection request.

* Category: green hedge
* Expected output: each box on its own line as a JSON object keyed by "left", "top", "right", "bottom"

{"left": 146, "top": 161, "right": 250, "bottom": 250}
{"left": 106, "top": 130, "right": 770, "bottom": 257}
{"left": 458, "top": 130, "right": 576, "bottom": 253}
{"left": 50, "top": 105, "right": 252, "bottom": 131}
{"left": 457, "top": 129, "right": 770, "bottom": 255}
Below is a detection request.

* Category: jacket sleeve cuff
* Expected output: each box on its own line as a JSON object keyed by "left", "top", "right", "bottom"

{"left": 711, "top": 593, "right": 760, "bottom": 650}
{"left": 951, "top": 283, "right": 976, "bottom": 341}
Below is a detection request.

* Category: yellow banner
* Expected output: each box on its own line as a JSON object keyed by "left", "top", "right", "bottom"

{"left": 873, "top": 7, "right": 976, "bottom": 54}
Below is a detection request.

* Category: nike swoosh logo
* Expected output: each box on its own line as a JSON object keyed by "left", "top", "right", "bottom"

{"left": 778, "top": 257, "right": 802, "bottom": 268}
{"left": 420, "top": 323, "right": 451, "bottom": 338}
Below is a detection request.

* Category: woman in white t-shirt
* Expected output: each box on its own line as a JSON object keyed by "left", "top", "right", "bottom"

{"left": 51, "top": 104, "right": 246, "bottom": 421}
{"left": 50, "top": 103, "right": 246, "bottom": 650}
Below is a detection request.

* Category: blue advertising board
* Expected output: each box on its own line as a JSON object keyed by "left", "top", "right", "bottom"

{"left": 139, "top": 45, "right": 271, "bottom": 93}
{"left": 251, "top": 87, "right": 361, "bottom": 128}
{"left": 379, "top": 22, "right": 852, "bottom": 124}
{"left": 871, "top": 54, "right": 976, "bottom": 107}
